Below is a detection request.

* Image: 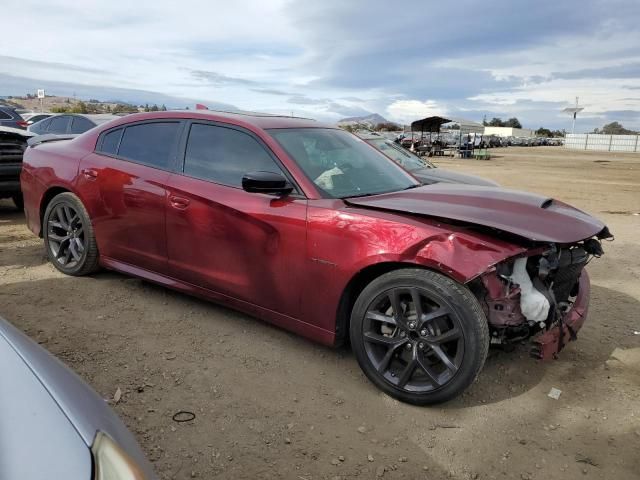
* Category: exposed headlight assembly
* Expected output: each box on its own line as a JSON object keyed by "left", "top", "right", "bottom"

{"left": 92, "top": 432, "right": 147, "bottom": 480}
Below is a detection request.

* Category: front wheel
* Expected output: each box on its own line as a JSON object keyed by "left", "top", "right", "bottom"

{"left": 43, "top": 192, "right": 100, "bottom": 276}
{"left": 350, "top": 269, "right": 489, "bottom": 405}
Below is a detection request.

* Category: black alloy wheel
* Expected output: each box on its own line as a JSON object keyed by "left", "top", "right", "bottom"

{"left": 47, "top": 202, "right": 85, "bottom": 268}
{"left": 43, "top": 192, "right": 100, "bottom": 276}
{"left": 350, "top": 269, "right": 489, "bottom": 405}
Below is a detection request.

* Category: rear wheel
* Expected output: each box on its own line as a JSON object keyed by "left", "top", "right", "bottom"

{"left": 43, "top": 192, "right": 99, "bottom": 276}
{"left": 350, "top": 269, "right": 489, "bottom": 405}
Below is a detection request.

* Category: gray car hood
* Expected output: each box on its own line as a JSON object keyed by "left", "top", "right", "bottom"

{"left": 0, "top": 330, "right": 91, "bottom": 479}
{"left": 411, "top": 167, "right": 499, "bottom": 187}
{"left": 0, "top": 317, "right": 157, "bottom": 479}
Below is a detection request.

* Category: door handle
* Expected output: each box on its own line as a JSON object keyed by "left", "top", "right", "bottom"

{"left": 81, "top": 168, "right": 98, "bottom": 180}
{"left": 169, "top": 196, "right": 190, "bottom": 209}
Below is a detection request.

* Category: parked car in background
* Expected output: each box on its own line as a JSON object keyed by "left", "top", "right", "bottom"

{"left": 21, "top": 112, "right": 52, "bottom": 126}
{"left": 0, "top": 104, "right": 29, "bottom": 129}
{"left": 357, "top": 132, "right": 499, "bottom": 186}
{"left": 0, "top": 315, "right": 157, "bottom": 479}
{"left": 28, "top": 113, "right": 120, "bottom": 136}
{"left": 0, "top": 125, "right": 35, "bottom": 209}
{"left": 22, "top": 110, "right": 611, "bottom": 405}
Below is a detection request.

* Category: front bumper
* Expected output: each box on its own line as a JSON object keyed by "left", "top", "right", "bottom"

{"left": 530, "top": 269, "right": 590, "bottom": 360}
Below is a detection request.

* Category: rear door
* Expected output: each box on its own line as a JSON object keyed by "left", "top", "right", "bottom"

{"left": 165, "top": 121, "right": 307, "bottom": 317}
{"left": 76, "top": 120, "right": 183, "bottom": 274}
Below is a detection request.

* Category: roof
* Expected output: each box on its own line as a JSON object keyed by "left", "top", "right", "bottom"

{"left": 410, "top": 116, "right": 451, "bottom": 132}
{"left": 101, "top": 110, "right": 330, "bottom": 130}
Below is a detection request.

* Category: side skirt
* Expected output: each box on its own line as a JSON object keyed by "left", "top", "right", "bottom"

{"left": 99, "top": 256, "right": 335, "bottom": 346}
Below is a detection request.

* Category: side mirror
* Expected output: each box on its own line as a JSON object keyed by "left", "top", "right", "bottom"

{"left": 242, "top": 171, "right": 293, "bottom": 195}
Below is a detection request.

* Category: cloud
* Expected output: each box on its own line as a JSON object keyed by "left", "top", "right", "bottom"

{"left": 250, "top": 88, "right": 291, "bottom": 96}
{"left": 0, "top": 0, "right": 639, "bottom": 130}
{"left": 554, "top": 62, "right": 640, "bottom": 80}
{"left": 386, "top": 100, "right": 445, "bottom": 124}
{"left": 191, "top": 70, "right": 257, "bottom": 86}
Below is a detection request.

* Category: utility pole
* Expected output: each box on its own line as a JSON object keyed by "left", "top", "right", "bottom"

{"left": 563, "top": 97, "right": 584, "bottom": 134}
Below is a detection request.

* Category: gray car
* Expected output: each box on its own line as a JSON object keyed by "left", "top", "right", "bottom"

{"left": 359, "top": 133, "right": 499, "bottom": 186}
{"left": 0, "top": 315, "right": 157, "bottom": 480}
{"left": 28, "top": 114, "right": 120, "bottom": 136}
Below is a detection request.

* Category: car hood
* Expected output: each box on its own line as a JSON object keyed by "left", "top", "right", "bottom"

{"left": 411, "top": 167, "right": 499, "bottom": 187}
{"left": 345, "top": 184, "right": 610, "bottom": 244}
{"left": 0, "top": 317, "right": 157, "bottom": 479}
{"left": 0, "top": 328, "right": 91, "bottom": 479}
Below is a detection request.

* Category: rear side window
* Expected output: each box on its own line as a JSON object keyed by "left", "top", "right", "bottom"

{"left": 31, "top": 118, "right": 51, "bottom": 134}
{"left": 0, "top": 110, "right": 12, "bottom": 120}
{"left": 99, "top": 128, "right": 123, "bottom": 155}
{"left": 48, "top": 116, "right": 70, "bottom": 134}
{"left": 184, "top": 123, "right": 282, "bottom": 187}
{"left": 117, "top": 122, "right": 180, "bottom": 170}
{"left": 70, "top": 116, "right": 95, "bottom": 134}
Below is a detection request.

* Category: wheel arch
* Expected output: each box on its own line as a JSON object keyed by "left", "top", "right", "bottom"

{"left": 39, "top": 186, "right": 72, "bottom": 237}
{"left": 335, "top": 261, "right": 445, "bottom": 347}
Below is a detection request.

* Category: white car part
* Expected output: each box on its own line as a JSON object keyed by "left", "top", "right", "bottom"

{"left": 509, "top": 258, "right": 550, "bottom": 322}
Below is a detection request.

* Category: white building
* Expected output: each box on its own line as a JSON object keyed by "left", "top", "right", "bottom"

{"left": 484, "top": 126, "right": 534, "bottom": 137}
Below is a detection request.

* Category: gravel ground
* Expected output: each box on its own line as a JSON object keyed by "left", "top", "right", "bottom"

{"left": 1, "top": 146, "right": 639, "bottom": 480}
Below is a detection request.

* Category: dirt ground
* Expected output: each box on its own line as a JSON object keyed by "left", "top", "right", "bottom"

{"left": 1, "top": 146, "right": 639, "bottom": 480}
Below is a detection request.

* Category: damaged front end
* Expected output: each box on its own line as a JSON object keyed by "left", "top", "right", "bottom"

{"left": 474, "top": 231, "right": 611, "bottom": 360}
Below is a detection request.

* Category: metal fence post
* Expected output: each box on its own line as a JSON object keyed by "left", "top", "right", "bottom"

{"left": 635, "top": 135, "right": 639, "bottom": 153}
{"left": 585, "top": 134, "right": 588, "bottom": 150}
{"left": 608, "top": 135, "right": 613, "bottom": 151}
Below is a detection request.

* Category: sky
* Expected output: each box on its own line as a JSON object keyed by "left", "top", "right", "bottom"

{"left": 1, "top": 0, "right": 640, "bottom": 132}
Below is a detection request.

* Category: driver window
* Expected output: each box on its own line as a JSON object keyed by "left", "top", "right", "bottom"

{"left": 184, "top": 123, "right": 284, "bottom": 188}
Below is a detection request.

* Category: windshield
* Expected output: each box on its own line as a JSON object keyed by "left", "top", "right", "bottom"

{"left": 366, "top": 138, "right": 435, "bottom": 170}
{"left": 268, "top": 128, "right": 418, "bottom": 198}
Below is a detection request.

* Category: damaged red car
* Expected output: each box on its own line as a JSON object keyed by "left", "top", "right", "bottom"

{"left": 20, "top": 111, "right": 612, "bottom": 405}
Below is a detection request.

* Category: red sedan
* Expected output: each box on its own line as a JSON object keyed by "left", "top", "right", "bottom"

{"left": 21, "top": 111, "right": 611, "bottom": 404}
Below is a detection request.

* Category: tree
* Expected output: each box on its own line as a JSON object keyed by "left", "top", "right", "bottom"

{"left": 482, "top": 115, "right": 488, "bottom": 126}
{"left": 374, "top": 122, "right": 399, "bottom": 131}
{"left": 601, "top": 121, "right": 636, "bottom": 135}
{"left": 535, "top": 127, "right": 552, "bottom": 137}
{"left": 112, "top": 103, "right": 137, "bottom": 113}
{"left": 488, "top": 117, "right": 505, "bottom": 127}
{"left": 161, "top": 104, "right": 167, "bottom": 111}
{"left": 505, "top": 117, "right": 522, "bottom": 128}
{"left": 70, "top": 101, "right": 89, "bottom": 114}
{"left": 150, "top": 104, "right": 159, "bottom": 112}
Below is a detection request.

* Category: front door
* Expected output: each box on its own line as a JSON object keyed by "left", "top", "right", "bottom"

{"left": 165, "top": 122, "right": 307, "bottom": 317}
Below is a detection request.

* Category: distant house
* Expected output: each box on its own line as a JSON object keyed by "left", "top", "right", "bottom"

{"left": 484, "top": 126, "right": 534, "bottom": 137}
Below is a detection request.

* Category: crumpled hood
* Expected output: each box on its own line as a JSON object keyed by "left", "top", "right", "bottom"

{"left": 345, "top": 184, "right": 609, "bottom": 244}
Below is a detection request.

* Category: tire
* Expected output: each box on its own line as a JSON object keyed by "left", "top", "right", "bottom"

{"left": 43, "top": 192, "right": 100, "bottom": 276}
{"left": 350, "top": 268, "right": 489, "bottom": 405}
{"left": 12, "top": 193, "right": 24, "bottom": 211}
